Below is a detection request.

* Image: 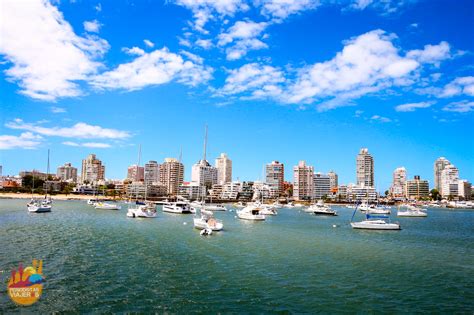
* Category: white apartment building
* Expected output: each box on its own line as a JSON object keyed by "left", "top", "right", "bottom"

{"left": 293, "top": 161, "right": 314, "bottom": 201}
{"left": 405, "top": 176, "right": 430, "bottom": 200}
{"left": 440, "top": 164, "right": 459, "bottom": 197}
{"left": 434, "top": 157, "right": 451, "bottom": 191}
{"left": 215, "top": 153, "right": 232, "bottom": 185}
{"left": 458, "top": 180, "right": 472, "bottom": 200}
{"left": 347, "top": 184, "right": 377, "bottom": 202}
{"left": 127, "top": 164, "right": 144, "bottom": 182}
{"left": 328, "top": 171, "right": 338, "bottom": 190}
{"left": 356, "top": 148, "right": 374, "bottom": 187}
{"left": 191, "top": 160, "right": 218, "bottom": 190}
{"left": 57, "top": 162, "right": 78, "bottom": 182}
{"left": 313, "top": 172, "right": 331, "bottom": 199}
{"left": 266, "top": 161, "right": 284, "bottom": 197}
{"left": 390, "top": 167, "right": 407, "bottom": 199}
{"left": 81, "top": 154, "right": 105, "bottom": 183}
{"left": 144, "top": 160, "right": 160, "bottom": 186}
{"left": 179, "top": 182, "right": 206, "bottom": 200}
{"left": 221, "top": 181, "right": 242, "bottom": 200}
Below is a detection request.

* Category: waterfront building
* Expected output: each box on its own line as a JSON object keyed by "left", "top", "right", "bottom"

{"left": 347, "top": 184, "right": 377, "bottom": 202}
{"left": 405, "top": 176, "right": 430, "bottom": 200}
{"left": 238, "top": 181, "right": 254, "bottom": 201}
{"left": 81, "top": 154, "right": 105, "bottom": 183}
{"left": 434, "top": 157, "right": 451, "bottom": 191}
{"left": 215, "top": 153, "right": 232, "bottom": 185}
{"left": 440, "top": 164, "right": 459, "bottom": 198}
{"left": 127, "top": 164, "right": 144, "bottom": 182}
{"left": 266, "top": 161, "right": 284, "bottom": 197}
{"left": 356, "top": 148, "right": 374, "bottom": 187}
{"left": 458, "top": 180, "right": 472, "bottom": 200}
{"left": 144, "top": 160, "right": 160, "bottom": 186}
{"left": 328, "top": 171, "right": 338, "bottom": 190}
{"left": 252, "top": 181, "right": 271, "bottom": 200}
{"left": 56, "top": 163, "right": 78, "bottom": 182}
{"left": 337, "top": 185, "right": 348, "bottom": 201}
{"left": 390, "top": 167, "right": 407, "bottom": 200}
{"left": 313, "top": 172, "right": 331, "bottom": 199}
{"left": 147, "top": 183, "right": 167, "bottom": 198}
{"left": 293, "top": 161, "right": 314, "bottom": 200}
{"left": 221, "top": 182, "right": 242, "bottom": 200}
{"left": 192, "top": 160, "right": 218, "bottom": 189}
{"left": 159, "top": 158, "right": 184, "bottom": 196}
{"left": 19, "top": 170, "right": 51, "bottom": 180}
{"left": 178, "top": 182, "right": 206, "bottom": 200}
{"left": 126, "top": 182, "right": 146, "bottom": 198}
{"left": 209, "top": 184, "right": 223, "bottom": 200}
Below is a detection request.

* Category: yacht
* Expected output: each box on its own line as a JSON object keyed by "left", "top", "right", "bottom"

{"left": 94, "top": 202, "right": 121, "bottom": 210}
{"left": 202, "top": 204, "right": 227, "bottom": 211}
{"left": 27, "top": 199, "right": 52, "bottom": 213}
{"left": 310, "top": 205, "right": 338, "bottom": 216}
{"left": 305, "top": 200, "right": 329, "bottom": 213}
{"left": 284, "top": 202, "right": 296, "bottom": 208}
{"left": 237, "top": 205, "right": 266, "bottom": 221}
{"left": 359, "top": 203, "right": 391, "bottom": 215}
{"left": 397, "top": 205, "right": 427, "bottom": 217}
{"left": 127, "top": 204, "right": 157, "bottom": 218}
{"left": 193, "top": 210, "right": 224, "bottom": 231}
{"left": 162, "top": 201, "right": 195, "bottom": 214}
{"left": 234, "top": 201, "right": 246, "bottom": 208}
{"left": 350, "top": 205, "right": 401, "bottom": 230}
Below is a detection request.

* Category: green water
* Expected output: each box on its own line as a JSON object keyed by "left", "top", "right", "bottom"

{"left": 0, "top": 199, "right": 473, "bottom": 313}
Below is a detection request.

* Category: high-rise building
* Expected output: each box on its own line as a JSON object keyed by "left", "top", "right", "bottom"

{"left": 57, "top": 163, "right": 78, "bottom": 182}
{"left": 405, "top": 175, "right": 430, "bottom": 200}
{"left": 191, "top": 125, "right": 218, "bottom": 190}
{"left": 293, "top": 161, "right": 314, "bottom": 200}
{"left": 440, "top": 164, "right": 459, "bottom": 198}
{"left": 144, "top": 161, "right": 160, "bottom": 186}
{"left": 215, "top": 153, "right": 232, "bottom": 185}
{"left": 266, "top": 161, "right": 284, "bottom": 197}
{"left": 458, "top": 180, "right": 472, "bottom": 200}
{"left": 390, "top": 167, "right": 407, "bottom": 199}
{"left": 127, "top": 164, "right": 144, "bottom": 181}
{"left": 328, "top": 170, "right": 338, "bottom": 190}
{"left": 81, "top": 154, "right": 105, "bottom": 183}
{"left": 434, "top": 157, "right": 451, "bottom": 191}
{"left": 159, "top": 158, "right": 184, "bottom": 195}
{"left": 356, "top": 148, "right": 374, "bottom": 187}
{"left": 313, "top": 173, "right": 331, "bottom": 199}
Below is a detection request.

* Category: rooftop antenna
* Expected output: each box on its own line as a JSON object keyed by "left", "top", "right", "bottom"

{"left": 202, "top": 124, "right": 208, "bottom": 162}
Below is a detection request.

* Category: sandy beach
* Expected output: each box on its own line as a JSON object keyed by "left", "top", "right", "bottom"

{"left": 0, "top": 192, "right": 116, "bottom": 201}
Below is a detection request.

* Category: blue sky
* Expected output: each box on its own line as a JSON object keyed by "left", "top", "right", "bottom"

{"left": 0, "top": 0, "right": 473, "bottom": 191}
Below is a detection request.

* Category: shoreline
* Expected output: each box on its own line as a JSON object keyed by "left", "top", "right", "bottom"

{"left": 0, "top": 193, "right": 114, "bottom": 201}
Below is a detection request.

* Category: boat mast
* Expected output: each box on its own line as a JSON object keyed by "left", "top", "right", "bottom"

{"left": 136, "top": 144, "right": 141, "bottom": 202}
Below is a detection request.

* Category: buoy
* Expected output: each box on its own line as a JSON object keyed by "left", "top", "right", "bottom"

{"left": 332, "top": 224, "right": 338, "bottom": 228}
{"left": 183, "top": 222, "right": 187, "bottom": 225}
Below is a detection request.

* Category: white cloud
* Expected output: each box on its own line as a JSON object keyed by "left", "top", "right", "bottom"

{"left": 95, "top": 3, "right": 102, "bottom": 12}
{"left": 0, "top": 132, "right": 43, "bottom": 150}
{"left": 178, "top": 37, "right": 192, "bottom": 47}
{"left": 174, "top": 0, "right": 249, "bottom": 32}
{"left": 439, "top": 76, "right": 474, "bottom": 98}
{"left": 195, "top": 39, "right": 213, "bottom": 49}
{"left": 83, "top": 20, "right": 101, "bottom": 33}
{"left": 143, "top": 39, "right": 155, "bottom": 48}
{"left": 50, "top": 106, "right": 67, "bottom": 113}
{"left": 218, "top": 63, "right": 285, "bottom": 98}
{"left": 349, "top": 0, "right": 416, "bottom": 14}
{"left": 370, "top": 115, "right": 391, "bottom": 122}
{"left": 122, "top": 47, "right": 145, "bottom": 56}
{"left": 63, "top": 141, "right": 112, "bottom": 148}
{"left": 5, "top": 119, "right": 130, "bottom": 139}
{"left": 180, "top": 50, "right": 204, "bottom": 64}
{"left": 442, "top": 100, "right": 474, "bottom": 113}
{"left": 90, "top": 48, "right": 213, "bottom": 90}
{"left": 351, "top": 0, "right": 373, "bottom": 10}
{"left": 0, "top": 0, "right": 109, "bottom": 101}
{"left": 406, "top": 41, "right": 451, "bottom": 66}
{"left": 255, "top": 0, "right": 320, "bottom": 20}
{"left": 218, "top": 20, "right": 268, "bottom": 60}
{"left": 395, "top": 101, "right": 435, "bottom": 112}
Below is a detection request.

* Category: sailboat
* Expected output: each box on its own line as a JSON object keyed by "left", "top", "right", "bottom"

{"left": 127, "top": 145, "right": 157, "bottom": 218}
{"left": 27, "top": 150, "right": 52, "bottom": 213}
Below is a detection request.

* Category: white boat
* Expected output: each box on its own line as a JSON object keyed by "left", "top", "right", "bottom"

{"left": 27, "top": 200, "right": 52, "bottom": 213}
{"left": 310, "top": 205, "right": 337, "bottom": 216}
{"left": 202, "top": 204, "right": 227, "bottom": 211}
{"left": 305, "top": 200, "right": 330, "bottom": 213}
{"left": 284, "top": 202, "right": 296, "bottom": 208}
{"left": 350, "top": 205, "right": 401, "bottom": 230}
{"left": 127, "top": 204, "right": 157, "bottom": 218}
{"left": 234, "top": 201, "right": 246, "bottom": 208}
{"left": 191, "top": 200, "right": 204, "bottom": 208}
{"left": 87, "top": 199, "right": 100, "bottom": 205}
{"left": 397, "top": 205, "right": 427, "bottom": 217}
{"left": 94, "top": 202, "right": 121, "bottom": 210}
{"left": 193, "top": 213, "right": 224, "bottom": 231}
{"left": 162, "top": 202, "right": 194, "bottom": 214}
{"left": 359, "top": 203, "right": 391, "bottom": 215}
{"left": 237, "top": 205, "right": 266, "bottom": 221}
{"left": 259, "top": 207, "right": 278, "bottom": 215}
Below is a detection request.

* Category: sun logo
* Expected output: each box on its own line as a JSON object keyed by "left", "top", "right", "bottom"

{"left": 7, "top": 260, "right": 45, "bottom": 306}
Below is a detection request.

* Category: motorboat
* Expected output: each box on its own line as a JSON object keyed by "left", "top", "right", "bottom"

{"left": 305, "top": 200, "right": 330, "bottom": 213}
{"left": 259, "top": 207, "right": 278, "bottom": 215}
{"left": 193, "top": 212, "right": 224, "bottom": 231}
{"left": 94, "top": 202, "right": 121, "bottom": 210}
{"left": 87, "top": 198, "right": 100, "bottom": 205}
{"left": 234, "top": 201, "right": 246, "bottom": 208}
{"left": 284, "top": 202, "right": 296, "bottom": 208}
{"left": 162, "top": 201, "right": 195, "bottom": 214}
{"left": 350, "top": 205, "right": 400, "bottom": 230}
{"left": 359, "top": 203, "right": 391, "bottom": 215}
{"left": 397, "top": 205, "right": 427, "bottom": 217}
{"left": 27, "top": 200, "right": 52, "bottom": 213}
{"left": 191, "top": 200, "right": 204, "bottom": 208}
{"left": 311, "top": 206, "right": 338, "bottom": 216}
{"left": 202, "top": 204, "right": 227, "bottom": 211}
{"left": 127, "top": 204, "right": 157, "bottom": 218}
{"left": 237, "top": 205, "right": 266, "bottom": 221}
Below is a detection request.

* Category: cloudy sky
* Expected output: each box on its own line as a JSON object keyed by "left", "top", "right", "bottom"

{"left": 0, "top": 0, "right": 473, "bottom": 190}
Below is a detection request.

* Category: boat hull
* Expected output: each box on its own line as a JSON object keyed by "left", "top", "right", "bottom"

{"left": 193, "top": 218, "right": 223, "bottom": 231}
{"left": 351, "top": 222, "right": 401, "bottom": 230}
{"left": 28, "top": 205, "right": 52, "bottom": 213}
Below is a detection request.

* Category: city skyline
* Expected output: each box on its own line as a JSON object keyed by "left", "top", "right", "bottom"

{"left": 0, "top": 0, "right": 473, "bottom": 191}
